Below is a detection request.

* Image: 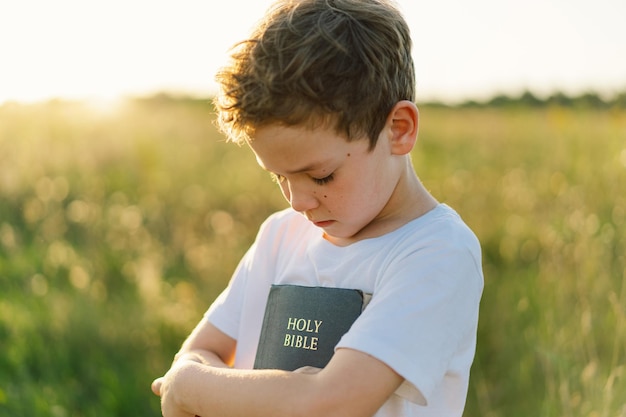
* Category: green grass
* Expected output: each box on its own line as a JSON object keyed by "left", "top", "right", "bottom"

{"left": 1, "top": 97, "right": 624, "bottom": 416}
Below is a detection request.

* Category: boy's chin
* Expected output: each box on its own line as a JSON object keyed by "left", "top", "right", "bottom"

{"left": 321, "top": 227, "right": 363, "bottom": 245}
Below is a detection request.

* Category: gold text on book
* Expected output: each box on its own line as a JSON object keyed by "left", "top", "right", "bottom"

{"left": 286, "top": 318, "right": 323, "bottom": 333}
{"left": 283, "top": 318, "right": 323, "bottom": 351}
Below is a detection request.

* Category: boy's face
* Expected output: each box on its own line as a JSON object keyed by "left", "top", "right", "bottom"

{"left": 249, "top": 122, "right": 406, "bottom": 245}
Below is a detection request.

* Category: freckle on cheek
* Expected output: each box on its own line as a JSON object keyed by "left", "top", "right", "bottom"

{"left": 324, "top": 195, "right": 327, "bottom": 198}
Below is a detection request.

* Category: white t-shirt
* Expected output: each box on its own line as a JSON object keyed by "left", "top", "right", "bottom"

{"left": 206, "top": 204, "right": 483, "bottom": 417}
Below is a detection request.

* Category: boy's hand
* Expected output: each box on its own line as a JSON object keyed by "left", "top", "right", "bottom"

{"left": 152, "top": 322, "right": 236, "bottom": 414}
{"left": 158, "top": 362, "right": 198, "bottom": 417}
{"left": 152, "top": 351, "right": 207, "bottom": 397}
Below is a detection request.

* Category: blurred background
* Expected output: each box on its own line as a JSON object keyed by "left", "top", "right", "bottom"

{"left": 2, "top": 0, "right": 626, "bottom": 104}
{"left": 1, "top": 1, "right": 625, "bottom": 416}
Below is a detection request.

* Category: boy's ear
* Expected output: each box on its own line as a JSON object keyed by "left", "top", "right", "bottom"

{"left": 387, "top": 100, "right": 419, "bottom": 155}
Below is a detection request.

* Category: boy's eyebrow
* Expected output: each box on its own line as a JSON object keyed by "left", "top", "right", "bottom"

{"left": 256, "top": 157, "right": 333, "bottom": 175}
{"left": 283, "top": 162, "right": 328, "bottom": 174}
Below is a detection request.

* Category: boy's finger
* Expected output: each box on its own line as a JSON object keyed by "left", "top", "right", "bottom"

{"left": 151, "top": 377, "right": 163, "bottom": 396}
{"left": 293, "top": 366, "right": 321, "bottom": 374}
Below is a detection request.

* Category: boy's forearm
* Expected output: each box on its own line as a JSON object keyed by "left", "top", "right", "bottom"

{"left": 164, "top": 348, "right": 402, "bottom": 417}
{"left": 168, "top": 361, "right": 321, "bottom": 417}
{"left": 160, "top": 346, "right": 403, "bottom": 417}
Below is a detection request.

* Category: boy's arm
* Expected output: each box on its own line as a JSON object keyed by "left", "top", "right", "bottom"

{"left": 152, "top": 319, "right": 236, "bottom": 396}
{"left": 175, "top": 319, "right": 236, "bottom": 366}
{"left": 159, "top": 347, "right": 404, "bottom": 417}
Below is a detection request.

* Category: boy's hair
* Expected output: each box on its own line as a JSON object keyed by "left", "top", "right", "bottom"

{"left": 214, "top": 0, "right": 415, "bottom": 149}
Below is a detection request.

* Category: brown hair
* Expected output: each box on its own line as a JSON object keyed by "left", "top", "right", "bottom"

{"left": 214, "top": 0, "right": 415, "bottom": 148}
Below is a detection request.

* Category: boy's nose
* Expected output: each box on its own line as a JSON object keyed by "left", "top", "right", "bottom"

{"left": 287, "top": 183, "right": 319, "bottom": 213}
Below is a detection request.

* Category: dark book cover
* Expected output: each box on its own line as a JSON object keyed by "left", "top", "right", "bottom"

{"left": 253, "top": 284, "right": 366, "bottom": 371}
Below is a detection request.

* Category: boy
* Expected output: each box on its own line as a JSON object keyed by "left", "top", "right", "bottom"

{"left": 151, "top": 0, "right": 483, "bottom": 416}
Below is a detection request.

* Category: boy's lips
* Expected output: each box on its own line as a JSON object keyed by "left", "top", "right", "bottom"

{"left": 313, "top": 220, "right": 335, "bottom": 228}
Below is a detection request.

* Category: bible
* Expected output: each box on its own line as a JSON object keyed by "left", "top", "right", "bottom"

{"left": 253, "top": 284, "right": 367, "bottom": 371}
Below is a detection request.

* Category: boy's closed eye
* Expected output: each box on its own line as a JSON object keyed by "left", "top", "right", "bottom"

{"left": 311, "top": 173, "right": 334, "bottom": 185}
{"left": 270, "top": 172, "right": 335, "bottom": 186}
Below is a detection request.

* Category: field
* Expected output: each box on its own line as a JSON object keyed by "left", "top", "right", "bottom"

{"left": 0, "top": 96, "right": 625, "bottom": 416}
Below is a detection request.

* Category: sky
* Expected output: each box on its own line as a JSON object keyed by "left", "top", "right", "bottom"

{"left": 1, "top": 0, "right": 625, "bottom": 105}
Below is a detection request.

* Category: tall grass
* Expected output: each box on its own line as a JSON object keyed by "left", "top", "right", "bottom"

{"left": 0, "top": 97, "right": 624, "bottom": 416}
{"left": 415, "top": 107, "right": 626, "bottom": 416}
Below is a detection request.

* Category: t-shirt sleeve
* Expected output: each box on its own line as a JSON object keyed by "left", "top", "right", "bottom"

{"left": 336, "top": 229, "right": 483, "bottom": 406}
{"left": 204, "top": 209, "right": 293, "bottom": 344}
{"left": 204, "top": 242, "right": 256, "bottom": 339}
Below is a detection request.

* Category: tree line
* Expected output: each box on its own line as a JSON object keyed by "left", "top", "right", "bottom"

{"left": 95, "top": 89, "right": 626, "bottom": 110}
{"left": 420, "top": 89, "right": 626, "bottom": 109}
